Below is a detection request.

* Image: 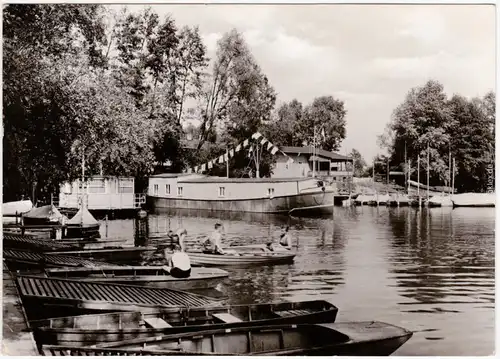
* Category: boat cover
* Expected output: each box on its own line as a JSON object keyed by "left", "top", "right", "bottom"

{"left": 2, "top": 200, "right": 33, "bottom": 216}
{"left": 67, "top": 207, "right": 99, "bottom": 227}
{"left": 24, "top": 204, "right": 66, "bottom": 222}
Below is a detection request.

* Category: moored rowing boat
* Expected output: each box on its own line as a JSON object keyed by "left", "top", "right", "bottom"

{"left": 44, "top": 266, "right": 229, "bottom": 290}
{"left": 43, "top": 321, "right": 412, "bottom": 356}
{"left": 187, "top": 251, "right": 295, "bottom": 266}
{"left": 31, "top": 300, "right": 338, "bottom": 347}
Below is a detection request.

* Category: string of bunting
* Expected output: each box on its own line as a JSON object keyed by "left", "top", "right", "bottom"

{"left": 192, "top": 132, "right": 293, "bottom": 173}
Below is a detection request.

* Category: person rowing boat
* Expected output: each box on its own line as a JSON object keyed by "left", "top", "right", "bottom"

{"left": 202, "top": 223, "right": 239, "bottom": 255}
{"left": 267, "top": 226, "right": 293, "bottom": 252}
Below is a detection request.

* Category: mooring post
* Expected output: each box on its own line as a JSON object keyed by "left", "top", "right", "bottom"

{"left": 105, "top": 214, "right": 108, "bottom": 238}
{"left": 134, "top": 208, "right": 149, "bottom": 247}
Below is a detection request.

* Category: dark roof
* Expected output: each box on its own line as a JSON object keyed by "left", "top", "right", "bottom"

{"left": 280, "top": 146, "right": 352, "bottom": 161}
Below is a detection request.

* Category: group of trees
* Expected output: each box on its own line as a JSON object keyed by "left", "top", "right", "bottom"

{"left": 4, "top": 5, "right": 493, "bottom": 202}
{"left": 3, "top": 4, "right": 349, "bottom": 201}
{"left": 379, "top": 80, "right": 495, "bottom": 193}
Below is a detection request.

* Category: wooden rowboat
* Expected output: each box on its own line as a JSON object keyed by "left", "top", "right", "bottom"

{"left": 3, "top": 249, "right": 115, "bottom": 270}
{"left": 31, "top": 300, "right": 338, "bottom": 347}
{"left": 187, "top": 251, "right": 295, "bottom": 267}
{"left": 42, "top": 321, "right": 412, "bottom": 356}
{"left": 44, "top": 266, "right": 229, "bottom": 290}
{"left": 3, "top": 233, "right": 81, "bottom": 251}
{"left": 16, "top": 275, "right": 224, "bottom": 321}
{"left": 45, "top": 246, "right": 157, "bottom": 264}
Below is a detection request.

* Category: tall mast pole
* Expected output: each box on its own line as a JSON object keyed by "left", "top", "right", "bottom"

{"left": 427, "top": 141, "right": 430, "bottom": 204}
{"left": 448, "top": 145, "right": 452, "bottom": 195}
{"left": 417, "top": 156, "right": 420, "bottom": 207}
{"left": 312, "top": 126, "right": 316, "bottom": 178}
{"left": 226, "top": 147, "right": 229, "bottom": 178}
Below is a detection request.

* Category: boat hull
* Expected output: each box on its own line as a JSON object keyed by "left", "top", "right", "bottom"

{"left": 44, "top": 266, "right": 230, "bottom": 290}
{"left": 46, "top": 247, "right": 157, "bottom": 265}
{"left": 187, "top": 252, "right": 296, "bottom": 266}
{"left": 57, "top": 321, "right": 412, "bottom": 356}
{"left": 32, "top": 300, "right": 338, "bottom": 347}
{"left": 147, "top": 191, "right": 343, "bottom": 214}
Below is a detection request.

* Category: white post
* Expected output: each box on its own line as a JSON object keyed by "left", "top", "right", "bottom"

{"left": 226, "top": 147, "right": 229, "bottom": 178}
{"left": 312, "top": 126, "right": 316, "bottom": 178}
{"left": 417, "top": 156, "right": 420, "bottom": 207}
{"left": 452, "top": 158, "right": 456, "bottom": 200}
{"left": 427, "top": 142, "right": 430, "bottom": 205}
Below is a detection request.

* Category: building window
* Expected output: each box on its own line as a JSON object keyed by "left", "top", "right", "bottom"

{"left": 119, "top": 179, "right": 134, "bottom": 193}
{"left": 177, "top": 187, "right": 183, "bottom": 196}
{"left": 165, "top": 184, "right": 170, "bottom": 195}
{"left": 218, "top": 187, "right": 225, "bottom": 197}
{"left": 88, "top": 179, "right": 106, "bottom": 194}
{"left": 285, "top": 164, "right": 289, "bottom": 170}
{"left": 268, "top": 188, "right": 275, "bottom": 197}
{"left": 153, "top": 184, "right": 159, "bottom": 196}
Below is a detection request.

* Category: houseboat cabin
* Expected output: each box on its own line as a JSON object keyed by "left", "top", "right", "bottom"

{"left": 59, "top": 176, "right": 145, "bottom": 211}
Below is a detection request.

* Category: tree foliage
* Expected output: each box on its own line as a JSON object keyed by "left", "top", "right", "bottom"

{"left": 349, "top": 149, "right": 367, "bottom": 177}
{"left": 381, "top": 80, "right": 495, "bottom": 192}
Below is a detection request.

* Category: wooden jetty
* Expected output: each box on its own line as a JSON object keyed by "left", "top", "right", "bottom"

{"left": 3, "top": 249, "right": 114, "bottom": 269}
{"left": 16, "top": 275, "right": 224, "bottom": 320}
{"left": 85, "top": 321, "right": 413, "bottom": 356}
{"left": 2, "top": 265, "right": 39, "bottom": 356}
{"left": 44, "top": 266, "right": 230, "bottom": 290}
{"left": 45, "top": 247, "right": 157, "bottom": 264}
{"left": 31, "top": 300, "right": 338, "bottom": 347}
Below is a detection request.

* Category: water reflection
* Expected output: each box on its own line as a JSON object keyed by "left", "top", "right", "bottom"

{"left": 101, "top": 206, "right": 495, "bottom": 355}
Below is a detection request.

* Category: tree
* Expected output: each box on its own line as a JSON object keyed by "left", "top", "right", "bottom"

{"left": 263, "top": 100, "right": 303, "bottom": 147}
{"left": 349, "top": 149, "right": 367, "bottom": 177}
{"left": 299, "top": 96, "right": 347, "bottom": 151}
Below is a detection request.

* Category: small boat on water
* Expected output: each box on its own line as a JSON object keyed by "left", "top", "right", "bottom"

{"left": 65, "top": 207, "right": 100, "bottom": 239}
{"left": 2, "top": 199, "right": 33, "bottom": 216}
{"left": 22, "top": 204, "right": 68, "bottom": 226}
{"left": 187, "top": 251, "right": 295, "bottom": 266}
{"left": 45, "top": 246, "right": 157, "bottom": 264}
{"left": 427, "top": 194, "right": 453, "bottom": 207}
{"left": 3, "top": 249, "right": 114, "bottom": 270}
{"left": 71, "top": 321, "right": 412, "bottom": 356}
{"left": 44, "top": 266, "right": 229, "bottom": 290}
{"left": 31, "top": 300, "right": 338, "bottom": 347}
{"left": 16, "top": 275, "right": 224, "bottom": 321}
{"left": 452, "top": 193, "right": 495, "bottom": 207}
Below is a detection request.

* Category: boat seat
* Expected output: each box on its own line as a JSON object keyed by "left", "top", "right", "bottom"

{"left": 212, "top": 313, "right": 243, "bottom": 323}
{"left": 272, "top": 309, "right": 313, "bottom": 318}
{"left": 143, "top": 317, "right": 172, "bottom": 329}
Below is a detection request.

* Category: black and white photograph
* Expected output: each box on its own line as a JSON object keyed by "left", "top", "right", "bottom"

{"left": 2, "top": 2, "right": 496, "bottom": 356}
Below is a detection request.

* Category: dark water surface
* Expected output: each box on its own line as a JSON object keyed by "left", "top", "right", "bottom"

{"left": 101, "top": 206, "right": 495, "bottom": 356}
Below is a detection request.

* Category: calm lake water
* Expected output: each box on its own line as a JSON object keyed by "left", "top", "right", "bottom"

{"left": 101, "top": 206, "right": 495, "bottom": 356}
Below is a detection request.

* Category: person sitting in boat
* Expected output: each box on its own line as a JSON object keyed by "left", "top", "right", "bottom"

{"left": 267, "top": 226, "right": 293, "bottom": 251}
{"left": 203, "top": 223, "right": 225, "bottom": 254}
{"left": 168, "top": 244, "right": 191, "bottom": 278}
{"left": 175, "top": 228, "right": 188, "bottom": 251}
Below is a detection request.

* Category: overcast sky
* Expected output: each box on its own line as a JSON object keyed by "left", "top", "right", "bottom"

{"left": 121, "top": 4, "right": 495, "bottom": 161}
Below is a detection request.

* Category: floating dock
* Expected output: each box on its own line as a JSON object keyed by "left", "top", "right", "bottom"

{"left": 2, "top": 265, "right": 38, "bottom": 356}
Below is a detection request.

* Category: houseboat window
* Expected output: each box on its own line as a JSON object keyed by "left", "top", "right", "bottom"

{"left": 153, "top": 184, "right": 159, "bottom": 196}
{"left": 268, "top": 188, "right": 275, "bottom": 196}
{"left": 89, "top": 179, "right": 105, "bottom": 193}
{"left": 333, "top": 177, "right": 337, "bottom": 181}
{"left": 218, "top": 187, "right": 225, "bottom": 197}
{"left": 165, "top": 184, "right": 171, "bottom": 195}
{"left": 177, "top": 187, "right": 183, "bottom": 196}
{"left": 119, "top": 179, "right": 134, "bottom": 193}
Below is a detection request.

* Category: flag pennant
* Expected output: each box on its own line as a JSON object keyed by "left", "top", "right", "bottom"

{"left": 201, "top": 164, "right": 206, "bottom": 171}
{"left": 249, "top": 146, "right": 253, "bottom": 152}
{"left": 266, "top": 142, "right": 273, "bottom": 151}
{"left": 208, "top": 161, "right": 213, "bottom": 169}
{"left": 235, "top": 144, "right": 241, "bottom": 152}
{"left": 194, "top": 166, "right": 198, "bottom": 172}
{"left": 321, "top": 127, "right": 326, "bottom": 140}
{"left": 229, "top": 149, "right": 234, "bottom": 157}
{"left": 260, "top": 138, "right": 268, "bottom": 145}
{"left": 224, "top": 153, "right": 229, "bottom": 161}
{"left": 251, "top": 132, "right": 262, "bottom": 140}
{"left": 243, "top": 139, "right": 249, "bottom": 147}
{"left": 218, "top": 156, "right": 224, "bottom": 164}
{"left": 271, "top": 146, "right": 279, "bottom": 155}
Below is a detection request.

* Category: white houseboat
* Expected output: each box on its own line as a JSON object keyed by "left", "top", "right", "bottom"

{"left": 147, "top": 146, "right": 353, "bottom": 214}
{"left": 147, "top": 173, "right": 342, "bottom": 214}
{"left": 58, "top": 176, "right": 145, "bottom": 212}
